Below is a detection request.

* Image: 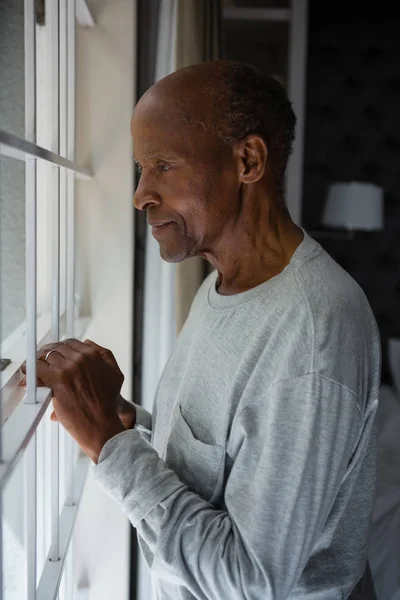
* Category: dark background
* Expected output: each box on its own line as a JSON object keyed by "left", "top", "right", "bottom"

{"left": 224, "top": 0, "right": 400, "bottom": 384}
{"left": 303, "top": 1, "right": 400, "bottom": 384}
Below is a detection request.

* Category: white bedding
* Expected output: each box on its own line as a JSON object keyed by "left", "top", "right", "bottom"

{"left": 368, "top": 384, "right": 400, "bottom": 600}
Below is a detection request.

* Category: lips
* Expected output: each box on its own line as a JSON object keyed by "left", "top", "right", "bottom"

{"left": 148, "top": 220, "right": 174, "bottom": 228}
{"left": 149, "top": 221, "right": 175, "bottom": 237}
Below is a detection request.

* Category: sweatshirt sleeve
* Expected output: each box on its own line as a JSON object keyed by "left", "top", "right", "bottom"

{"left": 133, "top": 403, "right": 152, "bottom": 428}
{"left": 131, "top": 403, "right": 152, "bottom": 444}
{"left": 93, "top": 373, "right": 363, "bottom": 600}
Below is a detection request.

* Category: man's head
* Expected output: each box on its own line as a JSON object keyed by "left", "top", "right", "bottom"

{"left": 132, "top": 60, "right": 296, "bottom": 263}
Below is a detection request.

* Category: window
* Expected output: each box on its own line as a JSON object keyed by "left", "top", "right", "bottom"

{"left": 0, "top": 1, "right": 93, "bottom": 598}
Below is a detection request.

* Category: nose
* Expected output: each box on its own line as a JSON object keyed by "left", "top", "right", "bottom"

{"left": 133, "top": 171, "right": 161, "bottom": 211}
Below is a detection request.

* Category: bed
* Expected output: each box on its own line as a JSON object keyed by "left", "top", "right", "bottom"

{"left": 368, "top": 380, "right": 400, "bottom": 600}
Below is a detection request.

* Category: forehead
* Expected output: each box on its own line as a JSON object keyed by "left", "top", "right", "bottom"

{"left": 131, "top": 89, "right": 218, "bottom": 162}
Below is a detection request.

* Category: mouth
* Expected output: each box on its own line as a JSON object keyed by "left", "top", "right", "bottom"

{"left": 150, "top": 221, "right": 175, "bottom": 237}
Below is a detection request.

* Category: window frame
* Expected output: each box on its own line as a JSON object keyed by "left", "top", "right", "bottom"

{"left": 0, "top": 0, "right": 95, "bottom": 598}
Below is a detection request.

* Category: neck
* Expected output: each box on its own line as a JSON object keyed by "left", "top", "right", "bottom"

{"left": 201, "top": 197, "right": 304, "bottom": 296}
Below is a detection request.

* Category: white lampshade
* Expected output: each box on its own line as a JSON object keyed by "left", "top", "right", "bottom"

{"left": 322, "top": 182, "right": 384, "bottom": 231}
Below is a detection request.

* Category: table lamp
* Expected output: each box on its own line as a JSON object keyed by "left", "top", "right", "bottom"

{"left": 322, "top": 181, "right": 384, "bottom": 234}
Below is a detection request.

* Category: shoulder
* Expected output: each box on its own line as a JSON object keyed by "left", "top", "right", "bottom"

{"left": 293, "top": 237, "right": 380, "bottom": 393}
{"left": 296, "top": 238, "right": 378, "bottom": 341}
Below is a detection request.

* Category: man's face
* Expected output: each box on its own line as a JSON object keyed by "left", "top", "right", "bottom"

{"left": 132, "top": 94, "right": 239, "bottom": 263}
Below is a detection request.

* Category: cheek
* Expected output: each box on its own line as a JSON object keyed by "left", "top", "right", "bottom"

{"left": 163, "top": 171, "right": 210, "bottom": 221}
{"left": 203, "top": 170, "right": 238, "bottom": 222}
{"left": 192, "top": 178, "right": 238, "bottom": 236}
{"left": 161, "top": 164, "right": 237, "bottom": 233}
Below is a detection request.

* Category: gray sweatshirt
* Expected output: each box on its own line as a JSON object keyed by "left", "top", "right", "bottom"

{"left": 94, "top": 230, "right": 381, "bottom": 600}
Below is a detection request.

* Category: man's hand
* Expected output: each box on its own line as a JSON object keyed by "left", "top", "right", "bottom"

{"left": 21, "top": 339, "right": 136, "bottom": 431}
{"left": 21, "top": 339, "right": 126, "bottom": 463}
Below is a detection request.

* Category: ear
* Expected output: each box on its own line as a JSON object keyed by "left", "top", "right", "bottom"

{"left": 235, "top": 134, "right": 268, "bottom": 184}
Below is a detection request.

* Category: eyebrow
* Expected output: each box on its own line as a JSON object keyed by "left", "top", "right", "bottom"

{"left": 133, "top": 151, "right": 180, "bottom": 165}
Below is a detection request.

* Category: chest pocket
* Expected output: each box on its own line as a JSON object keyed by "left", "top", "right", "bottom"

{"left": 164, "top": 404, "right": 225, "bottom": 504}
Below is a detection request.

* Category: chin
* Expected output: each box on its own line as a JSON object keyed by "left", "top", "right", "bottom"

{"left": 159, "top": 242, "right": 197, "bottom": 264}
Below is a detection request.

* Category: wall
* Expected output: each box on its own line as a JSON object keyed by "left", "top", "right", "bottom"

{"left": 303, "top": 0, "right": 400, "bottom": 383}
{"left": 224, "top": 18, "right": 288, "bottom": 87}
{"left": 72, "top": 1, "right": 136, "bottom": 598}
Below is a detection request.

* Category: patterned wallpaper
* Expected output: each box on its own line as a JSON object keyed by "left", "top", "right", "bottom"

{"left": 303, "top": 1, "right": 400, "bottom": 384}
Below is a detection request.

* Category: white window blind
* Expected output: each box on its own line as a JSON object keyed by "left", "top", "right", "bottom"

{"left": 0, "top": 0, "right": 94, "bottom": 598}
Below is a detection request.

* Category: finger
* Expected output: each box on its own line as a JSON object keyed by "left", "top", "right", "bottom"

{"left": 20, "top": 369, "right": 45, "bottom": 387}
{"left": 53, "top": 343, "right": 120, "bottom": 392}
{"left": 36, "top": 340, "right": 90, "bottom": 367}
{"left": 63, "top": 339, "right": 119, "bottom": 374}
{"left": 36, "top": 360, "right": 57, "bottom": 388}
{"left": 19, "top": 376, "right": 45, "bottom": 387}
{"left": 54, "top": 341, "right": 87, "bottom": 364}
{"left": 43, "top": 351, "right": 75, "bottom": 371}
{"left": 37, "top": 342, "right": 59, "bottom": 362}
{"left": 83, "top": 339, "right": 118, "bottom": 369}
{"left": 83, "top": 339, "right": 107, "bottom": 352}
{"left": 58, "top": 339, "right": 102, "bottom": 367}
{"left": 62, "top": 338, "right": 94, "bottom": 355}
{"left": 23, "top": 342, "right": 60, "bottom": 369}
{"left": 50, "top": 410, "right": 58, "bottom": 422}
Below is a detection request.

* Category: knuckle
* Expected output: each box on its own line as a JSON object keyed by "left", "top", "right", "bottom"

{"left": 37, "top": 343, "right": 51, "bottom": 357}
{"left": 84, "top": 343, "right": 96, "bottom": 356}
{"left": 76, "top": 353, "right": 86, "bottom": 366}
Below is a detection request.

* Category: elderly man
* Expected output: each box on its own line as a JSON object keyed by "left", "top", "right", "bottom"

{"left": 30, "top": 62, "right": 380, "bottom": 599}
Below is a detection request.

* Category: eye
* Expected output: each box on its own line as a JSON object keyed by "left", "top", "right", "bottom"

{"left": 157, "top": 163, "right": 172, "bottom": 173}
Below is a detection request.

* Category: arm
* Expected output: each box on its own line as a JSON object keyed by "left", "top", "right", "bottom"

{"left": 94, "top": 374, "right": 363, "bottom": 600}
